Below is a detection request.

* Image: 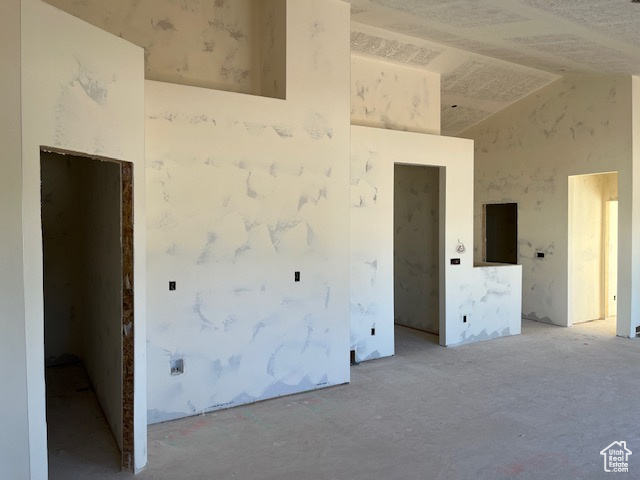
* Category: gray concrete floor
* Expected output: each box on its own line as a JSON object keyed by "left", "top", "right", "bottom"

{"left": 49, "top": 318, "right": 639, "bottom": 479}
{"left": 46, "top": 363, "right": 122, "bottom": 479}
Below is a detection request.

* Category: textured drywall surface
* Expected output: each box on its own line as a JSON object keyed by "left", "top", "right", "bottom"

{"left": 351, "top": 126, "right": 522, "bottom": 352}
{"left": 465, "top": 76, "right": 636, "bottom": 336}
{"left": 259, "top": 0, "right": 287, "bottom": 99}
{"left": 145, "top": 0, "right": 351, "bottom": 424}
{"left": 0, "top": 0, "right": 31, "bottom": 478}
{"left": 350, "top": 22, "right": 557, "bottom": 135}
{"left": 21, "top": 0, "right": 147, "bottom": 471}
{"left": 569, "top": 173, "right": 618, "bottom": 325}
{"left": 570, "top": 174, "right": 605, "bottom": 324}
{"left": 348, "top": 0, "right": 640, "bottom": 76}
{"left": 44, "top": 0, "right": 262, "bottom": 95}
{"left": 394, "top": 165, "right": 440, "bottom": 334}
{"left": 351, "top": 55, "right": 440, "bottom": 134}
{"left": 41, "top": 154, "right": 83, "bottom": 366}
{"left": 78, "top": 159, "right": 123, "bottom": 449}
{"left": 349, "top": 130, "right": 395, "bottom": 362}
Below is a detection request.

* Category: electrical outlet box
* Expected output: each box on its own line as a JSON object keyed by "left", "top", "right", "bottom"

{"left": 169, "top": 281, "right": 176, "bottom": 291}
{"left": 451, "top": 258, "right": 461, "bottom": 265}
{"left": 536, "top": 252, "right": 545, "bottom": 259}
{"left": 371, "top": 327, "right": 376, "bottom": 336}
{"left": 462, "top": 314, "right": 469, "bottom": 324}
{"left": 294, "top": 271, "right": 300, "bottom": 282}
{"left": 170, "top": 358, "right": 184, "bottom": 375}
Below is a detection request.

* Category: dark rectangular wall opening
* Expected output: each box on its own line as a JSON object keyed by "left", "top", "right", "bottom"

{"left": 484, "top": 203, "right": 518, "bottom": 264}
{"left": 41, "top": 149, "right": 134, "bottom": 473}
{"left": 394, "top": 165, "right": 440, "bottom": 340}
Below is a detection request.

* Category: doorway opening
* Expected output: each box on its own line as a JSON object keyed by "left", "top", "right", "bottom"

{"left": 393, "top": 164, "right": 441, "bottom": 350}
{"left": 568, "top": 172, "right": 618, "bottom": 334}
{"left": 483, "top": 203, "right": 518, "bottom": 264}
{"left": 41, "top": 148, "right": 134, "bottom": 474}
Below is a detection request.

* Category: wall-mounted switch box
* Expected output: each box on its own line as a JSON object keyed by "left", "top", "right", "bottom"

{"left": 462, "top": 314, "right": 469, "bottom": 324}
{"left": 451, "top": 258, "right": 461, "bottom": 265}
{"left": 169, "top": 281, "right": 176, "bottom": 291}
{"left": 170, "top": 358, "right": 184, "bottom": 375}
{"left": 371, "top": 327, "right": 376, "bottom": 336}
{"left": 294, "top": 271, "right": 300, "bottom": 282}
{"left": 536, "top": 252, "right": 545, "bottom": 259}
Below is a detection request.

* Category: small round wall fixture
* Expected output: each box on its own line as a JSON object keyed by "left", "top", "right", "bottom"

{"left": 456, "top": 240, "right": 466, "bottom": 254}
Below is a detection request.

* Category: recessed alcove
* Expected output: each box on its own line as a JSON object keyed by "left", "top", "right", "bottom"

{"left": 44, "top": 0, "right": 287, "bottom": 99}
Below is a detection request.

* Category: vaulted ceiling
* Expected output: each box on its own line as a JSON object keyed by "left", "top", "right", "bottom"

{"left": 43, "top": 0, "right": 640, "bottom": 135}
{"left": 348, "top": 0, "right": 640, "bottom": 134}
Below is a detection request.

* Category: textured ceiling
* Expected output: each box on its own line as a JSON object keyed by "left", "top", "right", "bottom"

{"left": 42, "top": 0, "right": 640, "bottom": 135}
{"left": 348, "top": 0, "right": 640, "bottom": 134}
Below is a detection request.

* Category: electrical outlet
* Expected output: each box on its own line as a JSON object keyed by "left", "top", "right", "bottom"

{"left": 294, "top": 271, "right": 300, "bottom": 282}
{"left": 169, "top": 281, "right": 176, "bottom": 291}
{"left": 371, "top": 327, "right": 376, "bottom": 336}
{"left": 462, "top": 314, "right": 469, "bottom": 324}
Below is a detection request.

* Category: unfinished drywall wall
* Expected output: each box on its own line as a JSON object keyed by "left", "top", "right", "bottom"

{"left": 603, "top": 173, "right": 619, "bottom": 202}
{"left": 44, "top": 0, "right": 287, "bottom": 98}
{"left": 351, "top": 126, "right": 522, "bottom": 354}
{"left": 350, "top": 136, "right": 395, "bottom": 361}
{"left": 258, "top": 0, "right": 287, "bottom": 99}
{"left": 43, "top": 0, "right": 253, "bottom": 92}
{"left": 0, "top": 0, "right": 31, "bottom": 477}
{"left": 145, "top": 0, "right": 350, "bottom": 424}
{"left": 78, "top": 158, "right": 123, "bottom": 449}
{"left": 41, "top": 154, "right": 83, "bottom": 365}
{"left": 394, "top": 165, "right": 440, "bottom": 334}
{"left": 569, "top": 174, "right": 605, "bottom": 324}
{"left": 349, "top": 21, "right": 559, "bottom": 135}
{"left": 20, "top": 0, "right": 146, "bottom": 472}
{"left": 465, "top": 76, "right": 636, "bottom": 336}
{"left": 351, "top": 55, "right": 440, "bottom": 134}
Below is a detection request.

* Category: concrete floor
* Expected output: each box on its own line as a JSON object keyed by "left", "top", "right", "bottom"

{"left": 46, "top": 363, "right": 122, "bottom": 479}
{"left": 48, "top": 318, "right": 639, "bottom": 479}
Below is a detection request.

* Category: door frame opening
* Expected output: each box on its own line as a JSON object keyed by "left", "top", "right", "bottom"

{"left": 393, "top": 163, "right": 444, "bottom": 346}
{"left": 40, "top": 146, "right": 135, "bottom": 471}
{"left": 567, "top": 171, "right": 619, "bottom": 332}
